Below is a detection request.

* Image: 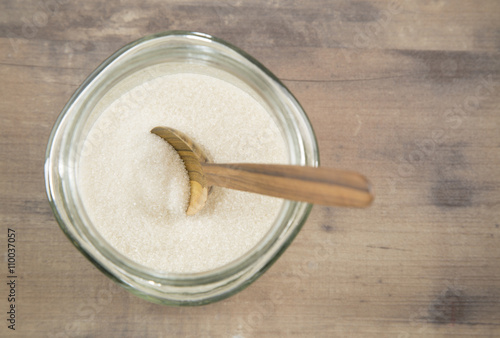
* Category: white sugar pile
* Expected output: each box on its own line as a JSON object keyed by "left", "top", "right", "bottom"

{"left": 78, "top": 73, "right": 287, "bottom": 273}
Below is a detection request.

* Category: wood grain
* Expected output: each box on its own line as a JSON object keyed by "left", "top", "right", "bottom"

{"left": 1, "top": 0, "right": 499, "bottom": 337}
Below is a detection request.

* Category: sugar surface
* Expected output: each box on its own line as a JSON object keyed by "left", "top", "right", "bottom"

{"left": 78, "top": 73, "right": 287, "bottom": 273}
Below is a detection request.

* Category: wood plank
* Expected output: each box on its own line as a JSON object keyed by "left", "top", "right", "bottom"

{"left": 1, "top": 0, "right": 499, "bottom": 336}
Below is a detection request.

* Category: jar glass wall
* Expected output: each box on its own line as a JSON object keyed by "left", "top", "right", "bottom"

{"left": 45, "top": 31, "right": 319, "bottom": 305}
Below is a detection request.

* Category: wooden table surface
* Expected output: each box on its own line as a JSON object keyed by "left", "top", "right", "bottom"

{"left": 1, "top": 0, "right": 499, "bottom": 337}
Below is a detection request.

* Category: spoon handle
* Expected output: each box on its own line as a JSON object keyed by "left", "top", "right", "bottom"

{"left": 201, "top": 163, "right": 373, "bottom": 208}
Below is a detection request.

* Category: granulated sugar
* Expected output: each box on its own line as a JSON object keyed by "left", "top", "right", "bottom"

{"left": 78, "top": 72, "right": 287, "bottom": 273}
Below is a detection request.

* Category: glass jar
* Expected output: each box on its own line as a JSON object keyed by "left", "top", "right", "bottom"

{"left": 44, "top": 31, "right": 319, "bottom": 305}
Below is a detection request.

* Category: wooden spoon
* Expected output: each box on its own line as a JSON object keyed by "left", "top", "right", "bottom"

{"left": 151, "top": 127, "right": 374, "bottom": 215}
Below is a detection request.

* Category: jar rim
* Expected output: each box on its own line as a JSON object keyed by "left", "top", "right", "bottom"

{"left": 45, "top": 31, "right": 319, "bottom": 304}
